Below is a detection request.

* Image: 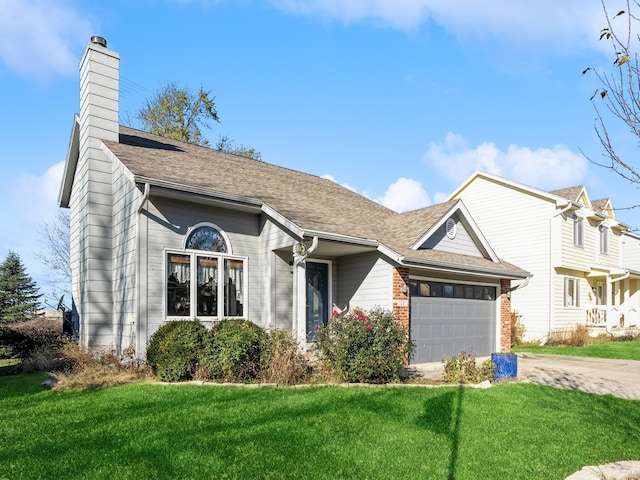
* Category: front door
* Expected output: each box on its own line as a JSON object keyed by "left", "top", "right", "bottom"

{"left": 306, "top": 262, "right": 328, "bottom": 340}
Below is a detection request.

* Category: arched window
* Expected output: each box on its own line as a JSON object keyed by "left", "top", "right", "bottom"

{"left": 185, "top": 225, "right": 227, "bottom": 252}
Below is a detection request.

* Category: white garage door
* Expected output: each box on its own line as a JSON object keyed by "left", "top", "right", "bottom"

{"left": 409, "top": 280, "right": 497, "bottom": 364}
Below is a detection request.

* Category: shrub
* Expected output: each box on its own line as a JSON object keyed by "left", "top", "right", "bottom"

{"left": 0, "top": 318, "right": 68, "bottom": 372}
{"left": 314, "top": 307, "right": 414, "bottom": 384}
{"left": 0, "top": 318, "right": 64, "bottom": 360}
{"left": 146, "top": 320, "right": 206, "bottom": 382}
{"left": 199, "top": 319, "right": 266, "bottom": 382}
{"left": 260, "top": 329, "right": 309, "bottom": 385}
{"left": 510, "top": 311, "right": 525, "bottom": 346}
{"left": 441, "top": 352, "right": 495, "bottom": 384}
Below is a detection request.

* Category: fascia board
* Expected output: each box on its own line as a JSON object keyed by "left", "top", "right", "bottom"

{"left": 58, "top": 115, "right": 80, "bottom": 208}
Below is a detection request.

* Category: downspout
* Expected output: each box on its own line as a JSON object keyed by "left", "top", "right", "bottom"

{"left": 135, "top": 183, "right": 150, "bottom": 359}
{"left": 292, "top": 236, "right": 319, "bottom": 347}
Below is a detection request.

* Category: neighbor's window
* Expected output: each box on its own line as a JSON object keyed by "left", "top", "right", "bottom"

{"left": 573, "top": 216, "right": 584, "bottom": 247}
{"left": 166, "top": 225, "right": 245, "bottom": 319}
{"left": 599, "top": 225, "right": 609, "bottom": 254}
{"left": 564, "top": 277, "right": 580, "bottom": 307}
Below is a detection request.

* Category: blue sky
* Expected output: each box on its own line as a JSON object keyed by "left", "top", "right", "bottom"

{"left": 1, "top": 0, "right": 638, "bottom": 304}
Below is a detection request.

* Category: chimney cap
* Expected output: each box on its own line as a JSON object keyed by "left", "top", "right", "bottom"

{"left": 90, "top": 36, "right": 107, "bottom": 48}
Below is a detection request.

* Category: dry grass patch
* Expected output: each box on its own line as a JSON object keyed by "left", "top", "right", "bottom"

{"left": 52, "top": 342, "right": 153, "bottom": 391}
{"left": 549, "top": 324, "right": 592, "bottom": 347}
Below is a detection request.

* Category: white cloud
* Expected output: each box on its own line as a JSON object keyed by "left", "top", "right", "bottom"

{"left": 322, "top": 173, "right": 358, "bottom": 192}
{"left": 268, "top": 0, "right": 607, "bottom": 53}
{"left": 0, "top": 0, "right": 93, "bottom": 81}
{"left": 323, "top": 172, "right": 430, "bottom": 212}
{"left": 12, "top": 162, "right": 65, "bottom": 224}
{"left": 424, "top": 132, "right": 589, "bottom": 191}
{"left": 0, "top": 162, "right": 66, "bottom": 302}
{"left": 377, "top": 177, "right": 430, "bottom": 213}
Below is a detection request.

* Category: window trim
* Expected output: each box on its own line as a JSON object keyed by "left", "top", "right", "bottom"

{"left": 564, "top": 277, "right": 580, "bottom": 308}
{"left": 599, "top": 224, "right": 609, "bottom": 254}
{"left": 164, "top": 247, "right": 248, "bottom": 321}
{"left": 573, "top": 215, "right": 584, "bottom": 247}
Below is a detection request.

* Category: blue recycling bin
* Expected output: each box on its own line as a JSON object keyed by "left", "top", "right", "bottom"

{"left": 491, "top": 352, "right": 517, "bottom": 381}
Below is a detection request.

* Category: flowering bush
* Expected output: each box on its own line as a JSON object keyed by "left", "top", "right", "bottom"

{"left": 314, "top": 307, "right": 414, "bottom": 383}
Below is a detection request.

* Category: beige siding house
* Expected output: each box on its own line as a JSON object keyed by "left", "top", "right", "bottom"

{"left": 59, "top": 37, "right": 529, "bottom": 363}
{"left": 450, "top": 171, "right": 639, "bottom": 341}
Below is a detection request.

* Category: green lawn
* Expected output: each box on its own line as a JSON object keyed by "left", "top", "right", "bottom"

{"left": 1, "top": 374, "right": 639, "bottom": 479}
{"left": 513, "top": 339, "right": 640, "bottom": 360}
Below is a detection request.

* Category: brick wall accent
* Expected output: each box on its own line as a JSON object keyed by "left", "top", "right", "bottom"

{"left": 392, "top": 267, "right": 410, "bottom": 330}
{"left": 500, "top": 279, "right": 512, "bottom": 352}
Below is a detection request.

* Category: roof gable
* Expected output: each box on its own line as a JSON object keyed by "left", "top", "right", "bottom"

{"left": 403, "top": 200, "right": 499, "bottom": 262}
{"left": 450, "top": 170, "right": 572, "bottom": 207}
{"left": 592, "top": 198, "right": 615, "bottom": 219}
{"left": 550, "top": 185, "right": 590, "bottom": 208}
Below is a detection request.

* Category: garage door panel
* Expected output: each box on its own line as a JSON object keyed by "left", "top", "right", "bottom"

{"left": 410, "top": 295, "right": 496, "bottom": 364}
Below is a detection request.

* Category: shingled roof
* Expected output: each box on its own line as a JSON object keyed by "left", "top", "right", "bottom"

{"left": 103, "top": 126, "right": 527, "bottom": 278}
{"left": 591, "top": 198, "right": 610, "bottom": 215}
{"left": 549, "top": 185, "right": 584, "bottom": 203}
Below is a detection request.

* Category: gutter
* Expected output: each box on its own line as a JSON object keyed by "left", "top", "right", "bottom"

{"left": 135, "top": 176, "right": 263, "bottom": 211}
{"left": 506, "top": 275, "right": 531, "bottom": 298}
{"left": 401, "top": 255, "right": 530, "bottom": 280}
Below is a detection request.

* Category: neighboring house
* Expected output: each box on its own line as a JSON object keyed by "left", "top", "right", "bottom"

{"left": 58, "top": 37, "right": 528, "bottom": 364}
{"left": 450, "top": 171, "right": 640, "bottom": 342}
{"left": 622, "top": 231, "right": 640, "bottom": 272}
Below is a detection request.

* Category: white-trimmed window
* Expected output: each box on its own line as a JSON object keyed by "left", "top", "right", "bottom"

{"left": 573, "top": 215, "right": 584, "bottom": 247}
{"left": 564, "top": 277, "right": 580, "bottom": 307}
{"left": 166, "top": 224, "right": 246, "bottom": 319}
{"left": 599, "top": 224, "right": 609, "bottom": 254}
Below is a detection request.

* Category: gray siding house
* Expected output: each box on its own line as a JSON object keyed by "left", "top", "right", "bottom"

{"left": 59, "top": 37, "right": 529, "bottom": 363}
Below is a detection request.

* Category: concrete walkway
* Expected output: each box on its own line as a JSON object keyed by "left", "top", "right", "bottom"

{"left": 517, "top": 354, "right": 640, "bottom": 400}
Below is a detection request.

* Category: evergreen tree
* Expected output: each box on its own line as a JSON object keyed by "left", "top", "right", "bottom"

{"left": 0, "top": 251, "right": 42, "bottom": 323}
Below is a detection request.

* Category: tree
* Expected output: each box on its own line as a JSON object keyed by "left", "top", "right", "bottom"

{"left": 36, "top": 209, "right": 71, "bottom": 305}
{"left": 216, "top": 135, "right": 262, "bottom": 161}
{"left": 0, "top": 252, "right": 42, "bottom": 323}
{"left": 137, "top": 82, "right": 261, "bottom": 159}
{"left": 138, "top": 82, "right": 219, "bottom": 147}
{"left": 584, "top": 0, "right": 640, "bottom": 191}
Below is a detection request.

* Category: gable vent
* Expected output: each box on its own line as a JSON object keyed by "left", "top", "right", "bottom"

{"left": 445, "top": 218, "right": 457, "bottom": 239}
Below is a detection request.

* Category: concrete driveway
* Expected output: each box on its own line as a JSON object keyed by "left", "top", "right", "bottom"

{"left": 517, "top": 354, "right": 640, "bottom": 400}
